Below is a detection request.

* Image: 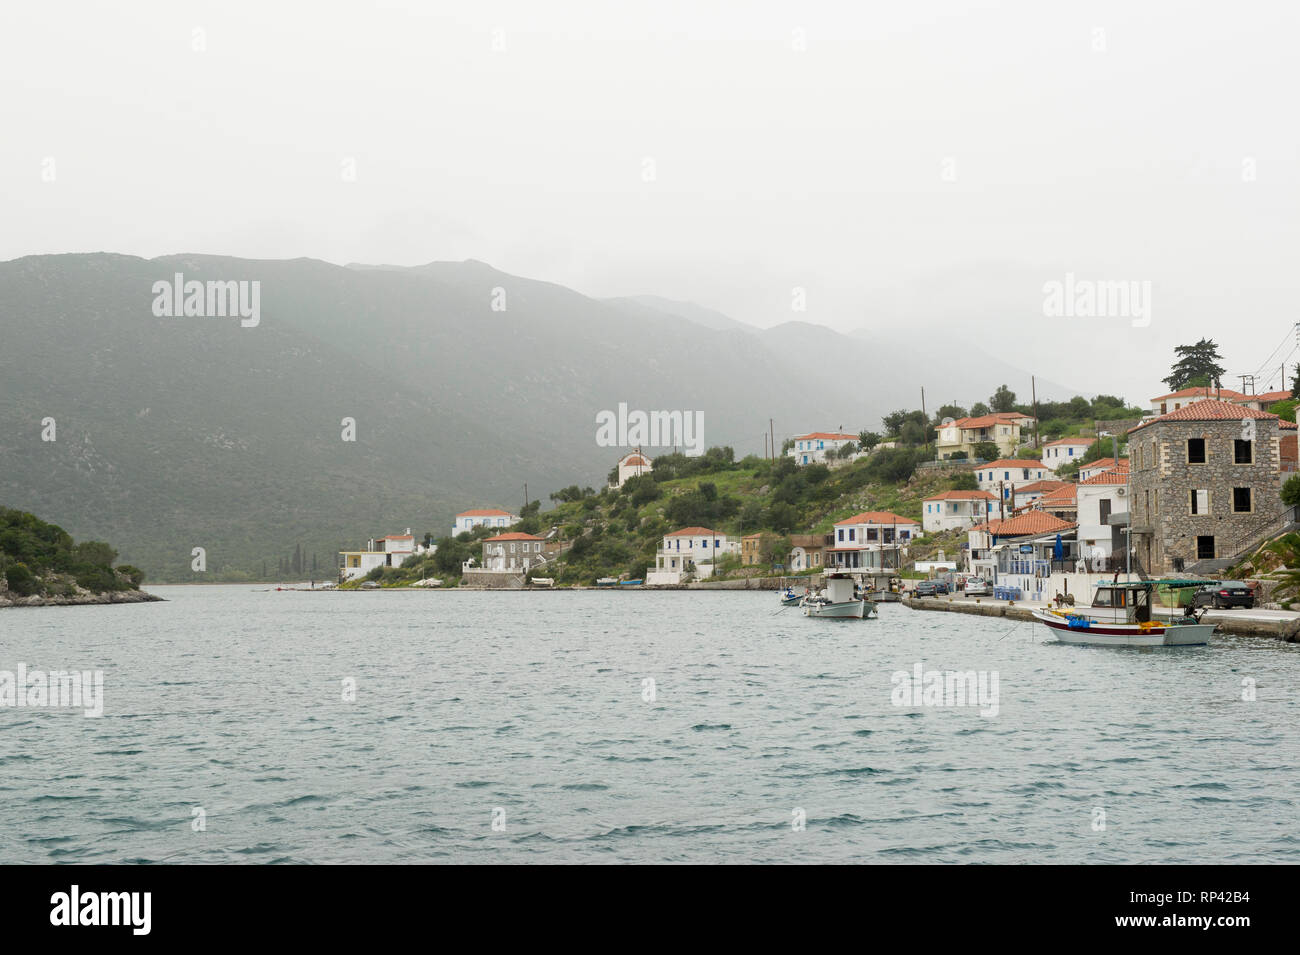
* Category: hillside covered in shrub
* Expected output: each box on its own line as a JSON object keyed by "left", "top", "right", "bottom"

{"left": 0, "top": 506, "right": 147, "bottom": 600}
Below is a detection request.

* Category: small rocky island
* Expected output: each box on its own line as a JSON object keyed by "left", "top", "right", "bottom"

{"left": 0, "top": 506, "right": 161, "bottom": 608}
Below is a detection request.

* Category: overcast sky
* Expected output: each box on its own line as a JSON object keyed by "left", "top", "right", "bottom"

{"left": 3, "top": 1, "right": 1298, "bottom": 400}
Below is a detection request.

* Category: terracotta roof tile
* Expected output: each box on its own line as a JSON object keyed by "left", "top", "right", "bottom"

{"left": 1130, "top": 399, "right": 1280, "bottom": 433}
{"left": 972, "top": 512, "right": 1076, "bottom": 536}
{"left": 833, "top": 510, "right": 918, "bottom": 526}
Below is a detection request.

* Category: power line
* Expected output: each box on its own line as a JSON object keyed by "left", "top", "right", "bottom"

{"left": 1249, "top": 327, "right": 1298, "bottom": 382}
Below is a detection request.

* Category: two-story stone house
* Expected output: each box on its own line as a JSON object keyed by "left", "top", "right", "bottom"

{"left": 1127, "top": 400, "right": 1283, "bottom": 572}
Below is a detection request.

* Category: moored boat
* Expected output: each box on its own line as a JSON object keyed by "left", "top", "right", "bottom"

{"left": 803, "top": 572, "right": 874, "bottom": 619}
{"left": 1032, "top": 579, "right": 1215, "bottom": 647}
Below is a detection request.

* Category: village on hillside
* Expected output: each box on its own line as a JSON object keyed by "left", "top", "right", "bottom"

{"left": 331, "top": 341, "right": 1300, "bottom": 607}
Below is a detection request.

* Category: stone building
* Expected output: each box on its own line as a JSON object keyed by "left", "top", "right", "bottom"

{"left": 1127, "top": 400, "right": 1284, "bottom": 573}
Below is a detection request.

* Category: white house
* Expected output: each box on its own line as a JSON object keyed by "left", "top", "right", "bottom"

{"left": 1041, "top": 437, "right": 1092, "bottom": 472}
{"left": 788, "top": 431, "right": 858, "bottom": 465}
{"left": 1077, "top": 458, "right": 1128, "bottom": 482}
{"left": 828, "top": 511, "right": 919, "bottom": 570}
{"left": 921, "top": 490, "right": 997, "bottom": 532}
{"left": 647, "top": 527, "right": 739, "bottom": 584}
{"left": 612, "top": 450, "right": 653, "bottom": 488}
{"left": 1075, "top": 469, "right": 1130, "bottom": 565}
{"left": 453, "top": 508, "right": 519, "bottom": 536}
{"left": 339, "top": 529, "right": 431, "bottom": 582}
{"left": 973, "top": 460, "right": 1051, "bottom": 501}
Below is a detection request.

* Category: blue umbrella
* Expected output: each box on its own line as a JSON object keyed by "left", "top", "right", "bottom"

{"left": 1053, "top": 533, "right": 1064, "bottom": 561}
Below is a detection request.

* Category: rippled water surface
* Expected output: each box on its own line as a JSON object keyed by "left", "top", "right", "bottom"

{"left": 1, "top": 585, "right": 1297, "bottom": 863}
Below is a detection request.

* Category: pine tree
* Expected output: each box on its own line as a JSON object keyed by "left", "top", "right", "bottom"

{"left": 1163, "top": 339, "right": 1226, "bottom": 391}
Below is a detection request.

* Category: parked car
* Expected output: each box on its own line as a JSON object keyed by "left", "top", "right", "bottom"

{"left": 914, "top": 580, "right": 948, "bottom": 597}
{"left": 963, "top": 577, "right": 991, "bottom": 596}
{"left": 1191, "top": 581, "right": 1254, "bottom": 609}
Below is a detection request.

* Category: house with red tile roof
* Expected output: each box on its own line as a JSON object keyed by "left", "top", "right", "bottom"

{"left": 1126, "top": 400, "right": 1287, "bottom": 572}
{"left": 1075, "top": 469, "right": 1134, "bottom": 565}
{"left": 828, "top": 511, "right": 919, "bottom": 570}
{"left": 922, "top": 490, "right": 997, "bottom": 532}
{"left": 788, "top": 431, "right": 859, "bottom": 466}
{"left": 453, "top": 508, "right": 520, "bottom": 536}
{"left": 1012, "top": 479, "right": 1071, "bottom": 510}
{"left": 1076, "top": 457, "right": 1129, "bottom": 482}
{"left": 1031, "top": 483, "right": 1078, "bottom": 521}
{"left": 966, "top": 511, "right": 1077, "bottom": 578}
{"left": 935, "top": 412, "right": 1035, "bottom": 461}
{"left": 1232, "top": 389, "right": 1293, "bottom": 412}
{"left": 1147, "top": 385, "right": 1248, "bottom": 417}
{"left": 647, "top": 527, "right": 739, "bottom": 584}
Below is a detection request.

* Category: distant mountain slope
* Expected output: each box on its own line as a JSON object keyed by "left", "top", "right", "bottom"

{"left": 0, "top": 253, "right": 1078, "bottom": 580}
{"left": 0, "top": 254, "right": 847, "bottom": 579}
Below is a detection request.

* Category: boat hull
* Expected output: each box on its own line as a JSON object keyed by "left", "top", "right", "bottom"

{"left": 1031, "top": 609, "right": 1214, "bottom": 647}
{"left": 804, "top": 599, "right": 869, "bottom": 619}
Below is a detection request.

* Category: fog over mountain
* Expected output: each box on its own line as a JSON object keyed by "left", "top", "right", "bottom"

{"left": 1, "top": 252, "right": 1082, "bottom": 579}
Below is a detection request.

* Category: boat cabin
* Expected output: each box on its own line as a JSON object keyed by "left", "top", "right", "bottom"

{"left": 1086, "top": 579, "right": 1207, "bottom": 623}
{"left": 1088, "top": 582, "right": 1152, "bottom": 624}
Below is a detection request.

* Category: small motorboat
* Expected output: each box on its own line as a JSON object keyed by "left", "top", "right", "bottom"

{"left": 803, "top": 572, "right": 874, "bottom": 619}
{"left": 1031, "top": 579, "right": 1215, "bottom": 647}
{"left": 779, "top": 586, "right": 806, "bottom": 606}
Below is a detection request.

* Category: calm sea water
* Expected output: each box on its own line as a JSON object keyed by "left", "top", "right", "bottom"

{"left": 1, "top": 585, "right": 1297, "bottom": 864}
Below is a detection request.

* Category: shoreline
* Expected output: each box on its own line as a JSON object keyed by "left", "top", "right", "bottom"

{"left": 0, "top": 589, "right": 164, "bottom": 609}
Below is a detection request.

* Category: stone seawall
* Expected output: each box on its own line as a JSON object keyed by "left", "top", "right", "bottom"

{"left": 902, "top": 595, "right": 1300, "bottom": 641}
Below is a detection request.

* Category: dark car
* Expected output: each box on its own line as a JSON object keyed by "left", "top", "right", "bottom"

{"left": 1191, "top": 581, "right": 1254, "bottom": 609}
{"left": 914, "top": 580, "right": 949, "bottom": 597}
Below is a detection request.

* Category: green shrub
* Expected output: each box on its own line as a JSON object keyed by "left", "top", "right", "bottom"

{"left": 5, "top": 562, "right": 43, "bottom": 596}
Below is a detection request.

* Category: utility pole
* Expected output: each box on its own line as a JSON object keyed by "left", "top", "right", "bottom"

{"left": 1237, "top": 374, "right": 1256, "bottom": 396}
{"left": 770, "top": 418, "right": 775, "bottom": 462}
{"left": 921, "top": 387, "right": 929, "bottom": 453}
{"left": 524, "top": 483, "right": 528, "bottom": 512}
{"left": 1031, "top": 376, "right": 1040, "bottom": 449}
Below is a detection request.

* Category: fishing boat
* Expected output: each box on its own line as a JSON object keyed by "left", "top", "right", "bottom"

{"left": 803, "top": 572, "right": 874, "bottom": 619}
{"left": 1031, "top": 579, "right": 1215, "bottom": 647}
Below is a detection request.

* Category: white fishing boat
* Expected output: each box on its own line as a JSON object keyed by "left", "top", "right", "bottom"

{"left": 803, "top": 572, "right": 873, "bottom": 619}
{"left": 1031, "top": 579, "right": 1215, "bottom": 647}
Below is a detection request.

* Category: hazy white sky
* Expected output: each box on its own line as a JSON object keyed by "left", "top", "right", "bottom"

{"left": 3, "top": 1, "right": 1298, "bottom": 399}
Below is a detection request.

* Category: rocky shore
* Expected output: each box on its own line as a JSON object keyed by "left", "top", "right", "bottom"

{"left": 0, "top": 588, "right": 163, "bottom": 608}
